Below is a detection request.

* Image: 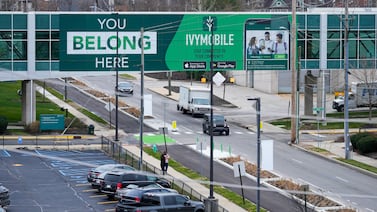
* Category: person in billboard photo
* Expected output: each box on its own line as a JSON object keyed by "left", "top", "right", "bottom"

{"left": 273, "top": 33, "right": 287, "bottom": 54}
{"left": 259, "top": 31, "right": 274, "bottom": 54}
{"left": 247, "top": 36, "right": 260, "bottom": 56}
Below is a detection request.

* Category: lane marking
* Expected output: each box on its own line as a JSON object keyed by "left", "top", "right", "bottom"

{"left": 335, "top": 176, "right": 349, "bottom": 183}
{"left": 291, "top": 158, "right": 303, "bottom": 164}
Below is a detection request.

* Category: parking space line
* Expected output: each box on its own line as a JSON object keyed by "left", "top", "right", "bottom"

{"left": 97, "top": 200, "right": 118, "bottom": 205}
{"left": 105, "top": 209, "right": 115, "bottom": 212}
{"left": 90, "top": 194, "right": 107, "bottom": 198}
{"left": 82, "top": 189, "right": 98, "bottom": 192}
{"left": 0, "top": 149, "right": 11, "bottom": 157}
{"left": 75, "top": 183, "right": 91, "bottom": 187}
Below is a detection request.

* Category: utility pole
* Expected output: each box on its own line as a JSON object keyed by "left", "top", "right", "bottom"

{"left": 344, "top": 0, "right": 351, "bottom": 159}
{"left": 115, "top": 13, "right": 119, "bottom": 142}
{"left": 139, "top": 27, "right": 145, "bottom": 170}
{"left": 291, "top": 0, "right": 297, "bottom": 144}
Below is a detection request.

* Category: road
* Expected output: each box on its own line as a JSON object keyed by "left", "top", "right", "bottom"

{"left": 49, "top": 75, "right": 377, "bottom": 212}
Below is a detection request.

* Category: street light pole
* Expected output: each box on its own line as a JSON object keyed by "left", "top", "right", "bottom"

{"left": 114, "top": 13, "right": 119, "bottom": 142}
{"left": 247, "top": 97, "right": 261, "bottom": 212}
{"left": 344, "top": 0, "right": 351, "bottom": 159}
{"left": 139, "top": 27, "right": 145, "bottom": 170}
{"left": 290, "top": 0, "right": 297, "bottom": 144}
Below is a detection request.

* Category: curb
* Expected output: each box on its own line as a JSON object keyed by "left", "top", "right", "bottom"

{"left": 292, "top": 143, "right": 377, "bottom": 179}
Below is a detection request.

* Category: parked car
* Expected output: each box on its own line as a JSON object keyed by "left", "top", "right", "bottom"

{"left": 100, "top": 170, "right": 171, "bottom": 199}
{"left": 117, "top": 183, "right": 177, "bottom": 206}
{"left": 87, "top": 164, "right": 135, "bottom": 188}
{"left": 202, "top": 113, "right": 230, "bottom": 135}
{"left": 0, "top": 184, "right": 10, "bottom": 208}
{"left": 115, "top": 192, "right": 204, "bottom": 212}
{"left": 116, "top": 81, "right": 134, "bottom": 96}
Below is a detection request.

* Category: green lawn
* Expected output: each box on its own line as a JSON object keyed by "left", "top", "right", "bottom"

{"left": 0, "top": 81, "right": 67, "bottom": 123}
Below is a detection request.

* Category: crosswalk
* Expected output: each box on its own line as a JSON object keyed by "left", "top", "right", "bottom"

{"left": 136, "top": 130, "right": 256, "bottom": 136}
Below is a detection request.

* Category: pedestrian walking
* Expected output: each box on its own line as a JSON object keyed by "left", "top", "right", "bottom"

{"left": 160, "top": 151, "right": 170, "bottom": 175}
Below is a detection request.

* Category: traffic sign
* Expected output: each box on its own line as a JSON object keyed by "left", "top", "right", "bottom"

{"left": 313, "top": 107, "right": 324, "bottom": 112}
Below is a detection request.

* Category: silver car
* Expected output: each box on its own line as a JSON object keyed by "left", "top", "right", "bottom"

{"left": 116, "top": 81, "right": 134, "bottom": 96}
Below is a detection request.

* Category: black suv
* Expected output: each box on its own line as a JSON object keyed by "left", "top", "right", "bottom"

{"left": 202, "top": 114, "right": 230, "bottom": 136}
{"left": 116, "top": 184, "right": 177, "bottom": 210}
{"left": 100, "top": 170, "right": 171, "bottom": 199}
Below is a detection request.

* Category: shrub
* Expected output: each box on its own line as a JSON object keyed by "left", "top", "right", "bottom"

{"left": 350, "top": 132, "right": 373, "bottom": 151}
{"left": 0, "top": 116, "right": 8, "bottom": 134}
{"left": 25, "top": 121, "right": 40, "bottom": 135}
{"left": 357, "top": 135, "right": 377, "bottom": 154}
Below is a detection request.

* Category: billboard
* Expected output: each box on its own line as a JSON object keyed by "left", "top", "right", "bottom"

{"left": 59, "top": 13, "right": 291, "bottom": 72}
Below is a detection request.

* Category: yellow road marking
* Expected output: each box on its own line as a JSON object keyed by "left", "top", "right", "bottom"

{"left": 82, "top": 189, "right": 98, "bottom": 192}
{"left": 97, "top": 200, "right": 118, "bottom": 205}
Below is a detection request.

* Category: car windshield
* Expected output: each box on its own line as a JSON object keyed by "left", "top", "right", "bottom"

{"left": 118, "top": 82, "right": 133, "bottom": 88}
{"left": 192, "top": 98, "right": 209, "bottom": 105}
{"left": 213, "top": 115, "right": 225, "bottom": 124}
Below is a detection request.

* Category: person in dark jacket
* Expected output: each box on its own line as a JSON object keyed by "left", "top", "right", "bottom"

{"left": 160, "top": 151, "right": 170, "bottom": 175}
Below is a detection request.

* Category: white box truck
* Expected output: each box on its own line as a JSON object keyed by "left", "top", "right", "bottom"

{"left": 177, "top": 86, "right": 211, "bottom": 116}
{"left": 332, "top": 82, "right": 377, "bottom": 112}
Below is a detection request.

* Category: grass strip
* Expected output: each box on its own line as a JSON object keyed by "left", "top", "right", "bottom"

{"left": 336, "top": 158, "right": 377, "bottom": 174}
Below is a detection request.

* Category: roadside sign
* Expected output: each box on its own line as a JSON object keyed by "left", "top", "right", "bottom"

{"left": 213, "top": 72, "right": 226, "bottom": 86}
{"left": 313, "top": 107, "right": 324, "bottom": 112}
{"left": 233, "top": 161, "right": 246, "bottom": 177}
{"left": 40, "top": 114, "right": 65, "bottom": 130}
{"left": 105, "top": 102, "right": 115, "bottom": 111}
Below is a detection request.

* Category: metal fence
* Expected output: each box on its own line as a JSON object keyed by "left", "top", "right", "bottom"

{"left": 101, "top": 136, "right": 228, "bottom": 212}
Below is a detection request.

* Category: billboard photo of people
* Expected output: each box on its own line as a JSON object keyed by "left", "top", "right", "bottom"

{"left": 245, "top": 30, "right": 289, "bottom": 60}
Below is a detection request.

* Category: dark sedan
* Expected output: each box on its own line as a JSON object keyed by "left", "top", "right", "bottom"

{"left": 87, "top": 164, "right": 135, "bottom": 188}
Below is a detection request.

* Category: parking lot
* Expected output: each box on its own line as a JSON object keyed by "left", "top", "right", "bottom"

{"left": 0, "top": 148, "right": 123, "bottom": 212}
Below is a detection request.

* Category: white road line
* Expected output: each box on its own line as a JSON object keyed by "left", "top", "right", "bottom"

{"left": 234, "top": 131, "right": 243, "bottom": 134}
{"left": 365, "top": 208, "right": 375, "bottom": 212}
{"left": 291, "top": 158, "right": 303, "bottom": 164}
{"left": 310, "top": 133, "right": 326, "bottom": 138}
{"left": 335, "top": 176, "right": 349, "bottom": 183}
{"left": 184, "top": 131, "right": 194, "bottom": 135}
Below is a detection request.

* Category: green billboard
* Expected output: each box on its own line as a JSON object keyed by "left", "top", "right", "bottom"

{"left": 59, "top": 13, "right": 290, "bottom": 72}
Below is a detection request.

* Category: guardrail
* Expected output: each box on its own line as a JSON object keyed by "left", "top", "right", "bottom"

{"left": 101, "top": 136, "right": 228, "bottom": 212}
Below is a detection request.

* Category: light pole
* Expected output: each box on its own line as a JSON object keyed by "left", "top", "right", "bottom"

{"left": 139, "top": 27, "right": 145, "bottom": 170}
{"left": 290, "top": 0, "right": 298, "bottom": 144}
{"left": 204, "top": 16, "right": 218, "bottom": 212}
{"left": 344, "top": 0, "right": 351, "bottom": 159}
{"left": 114, "top": 12, "right": 119, "bottom": 142}
{"left": 247, "top": 97, "right": 261, "bottom": 212}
